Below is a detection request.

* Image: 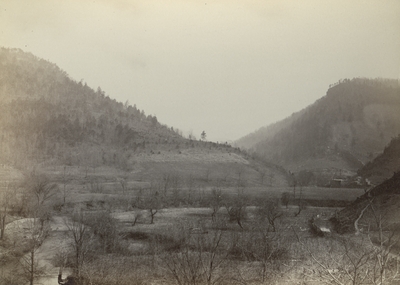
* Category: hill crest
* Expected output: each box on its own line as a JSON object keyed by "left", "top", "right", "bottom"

{"left": 0, "top": 47, "right": 289, "bottom": 187}
{"left": 236, "top": 78, "right": 400, "bottom": 183}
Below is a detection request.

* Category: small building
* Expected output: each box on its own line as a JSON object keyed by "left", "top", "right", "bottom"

{"left": 329, "top": 179, "right": 343, "bottom": 188}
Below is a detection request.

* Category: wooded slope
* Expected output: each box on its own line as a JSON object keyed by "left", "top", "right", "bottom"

{"left": 237, "top": 78, "right": 400, "bottom": 177}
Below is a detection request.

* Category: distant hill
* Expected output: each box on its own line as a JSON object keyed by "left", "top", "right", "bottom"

{"left": 357, "top": 135, "right": 400, "bottom": 185}
{"left": 0, "top": 47, "right": 288, "bottom": 187}
{"left": 236, "top": 78, "right": 400, "bottom": 184}
{"left": 235, "top": 110, "right": 306, "bottom": 151}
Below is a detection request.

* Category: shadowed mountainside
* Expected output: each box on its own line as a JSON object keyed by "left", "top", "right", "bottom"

{"left": 236, "top": 78, "right": 400, "bottom": 182}
{"left": 357, "top": 135, "right": 400, "bottom": 185}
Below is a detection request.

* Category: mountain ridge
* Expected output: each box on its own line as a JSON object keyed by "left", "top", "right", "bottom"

{"left": 236, "top": 78, "right": 400, "bottom": 183}
{"left": 0, "top": 47, "right": 289, "bottom": 187}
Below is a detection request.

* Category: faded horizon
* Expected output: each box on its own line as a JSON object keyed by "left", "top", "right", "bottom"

{"left": 1, "top": 0, "right": 400, "bottom": 142}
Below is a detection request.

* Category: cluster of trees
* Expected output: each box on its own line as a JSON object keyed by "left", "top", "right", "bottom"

{"left": 5, "top": 178, "right": 290, "bottom": 284}
{"left": 54, "top": 190, "right": 399, "bottom": 285}
{"left": 299, "top": 206, "right": 400, "bottom": 285}
{"left": 0, "top": 173, "right": 56, "bottom": 241}
{"left": 50, "top": 189, "right": 292, "bottom": 285}
{"left": 358, "top": 134, "right": 400, "bottom": 181}
{"left": 0, "top": 172, "right": 57, "bottom": 285}
{"left": 1, "top": 170, "right": 399, "bottom": 284}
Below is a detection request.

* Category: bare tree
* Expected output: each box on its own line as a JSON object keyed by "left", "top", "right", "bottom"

{"left": 293, "top": 182, "right": 307, "bottom": 217}
{"left": 0, "top": 271, "right": 22, "bottom": 285}
{"left": 224, "top": 190, "right": 247, "bottom": 229}
{"left": 85, "top": 211, "right": 119, "bottom": 254}
{"left": 291, "top": 172, "right": 296, "bottom": 200}
{"left": 293, "top": 170, "right": 313, "bottom": 217}
{"left": 312, "top": 198, "right": 400, "bottom": 285}
{"left": 255, "top": 230, "right": 288, "bottom": 283}
{"left": 20, "top": 218, "right": 50, "bottom": 285}
{"left": 209, "top": 187, "right": 223, "bottom": 222}
{"left": 230, "top": 228, "right": 289, "bottom": 283}
{"left": 118, "top": 175, "right": 128, "bottom": 195}
{"left": 130, "top": 210, "right": 142, "bottom": 226}
{"left": 368, "top": 201, "right": 400, "bottom": 285}
{"left": 0, "top": 182, "right": 15, "bottom": 240}
{"left": 64, "top": 210, "right": 92, "bottom": 279}
{"left": 61, "top": 166, "right": 69, "bottom": 206}
{"left": 303, "top": 237, "right": 374, "bottom": 285}
{"left": 25, "top": 173, "right": 57, "bottom": 213}
{"left": 201, "top": 130, "right": 207, "bottom": 141}
{"left": 281, "top": 192, "right": 291, "bottom": 209}
{"left": 295, "top": 228, "right": 398, "bottom": 285}
{"left": 160, "top": 224, "right": 227, "bottom": 285}
{"left": 142, "top": 187, "right": 163, "bottom": 224}
{"left": 256, "top": 198, "right": 282, "bottom": 232}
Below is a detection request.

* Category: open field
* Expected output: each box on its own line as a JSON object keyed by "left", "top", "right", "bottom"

{"left": 1, "top": 163, "right": 397, "bottom": 285}
{"left": 6, "top": 200, "right": 398, "bottom": 285}
{"left": 50, "top": 184, "right": 365, "bottom": 209}
{"left": 6, "top": 205, "right": 338, "bottom": 285}
{"left": 224, "top": 186, "right": 365, "bottom": 201}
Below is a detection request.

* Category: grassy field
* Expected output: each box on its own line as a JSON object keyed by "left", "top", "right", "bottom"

{"left": 224, "top": 186, "right": 364, "bottom": 201}
{"left": 2, "top": 161, "right": 398, "bottom": 285}
{"left": 20, "top": 205, "right": 338, "bottom": 285}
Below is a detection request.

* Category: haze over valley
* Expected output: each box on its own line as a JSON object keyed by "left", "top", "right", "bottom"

{"left": 1, "top": 1, "right": 400, "bottom": 284}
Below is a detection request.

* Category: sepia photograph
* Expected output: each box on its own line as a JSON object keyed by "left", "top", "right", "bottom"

{"left": 1, "top": 0, "right": 400, "bottom": 284}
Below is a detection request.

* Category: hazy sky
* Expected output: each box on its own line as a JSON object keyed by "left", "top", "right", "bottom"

{"left": 1, "top": 0, "right": 400, "bottom": 142}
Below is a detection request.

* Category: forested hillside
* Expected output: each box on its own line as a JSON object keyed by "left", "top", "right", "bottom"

{"left": 0, "top": 47, "right": 187, "bottom": 168}
{"left": 237, "top": 78, "right": 400, "bottom": 180}
{"left": 235, "top": 110, "right": 305, "bottom": 150}
{"left": 357, "top": 135, "right": 400, "bottom": 185}
{"left": 0, "top": 47, "right": 288, "bottom": 187}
